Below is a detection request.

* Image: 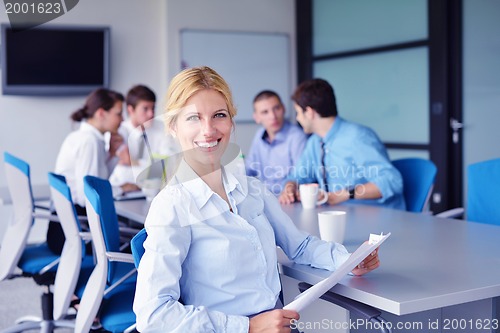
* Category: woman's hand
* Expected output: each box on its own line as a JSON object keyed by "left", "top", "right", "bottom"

{"left": 108, "top": 132, "right": 125, "bottom": 157}
{"left": 351, "top": 247, "right": 380, "bottom": 276}
{"left": 121, "top": 182, "right": 140, "bottom": 193}
{"left": 116, "top": 145, "right": 132, "bottom": 165}
{"left": 249, "top": 309, "right": 300, "bottom": 333}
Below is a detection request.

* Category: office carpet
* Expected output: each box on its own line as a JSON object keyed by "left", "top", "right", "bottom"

{"left": 0, "top": 276, "right": 72, "bottom": 332}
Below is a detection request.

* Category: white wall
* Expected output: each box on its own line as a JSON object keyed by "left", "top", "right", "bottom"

{"left": 0, "top": 0, "right": 296, "bottom": 188}
{"left": 0, "top": 0, "right": 167, "bottom": 188}
{"left": 165, "top": 0, "right": 297, "bottom": 156}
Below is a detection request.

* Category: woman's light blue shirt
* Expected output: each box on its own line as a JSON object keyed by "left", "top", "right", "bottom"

{"left": 134, "top": 160, "right": 350, "bottom": 332}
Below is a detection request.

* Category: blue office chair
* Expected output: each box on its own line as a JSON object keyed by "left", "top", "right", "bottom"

{"left": 130, "top": 228, "right": 147, "bottom": 269}
{"left": 392, "top": 158, "right": 437, "bottom": 213}
{"left": 438, "top": 158, "right": 500, "bottom": 225}
{"left": 0, "top": 152, "right": 75, "bottom": 332}
{"left": 48, "top": 172, "right": 95, "bottom": 321}
{"left": 466, "top": 158, "right": 500, "bottom": 224}
{"left": 74, "top": 175, "right": 137, "bottom": 333}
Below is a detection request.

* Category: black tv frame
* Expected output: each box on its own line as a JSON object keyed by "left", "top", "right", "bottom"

{"left": 1, "top": 24, "right": 110, "bottom": 96}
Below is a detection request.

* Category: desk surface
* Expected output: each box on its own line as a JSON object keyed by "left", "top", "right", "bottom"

{"left": 114, "top": 199, "right": 500, "bottom": 316}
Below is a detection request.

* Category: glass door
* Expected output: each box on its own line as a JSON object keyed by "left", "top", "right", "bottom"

{"left": 296, "top": 0, "right": 463, "bottom": 212}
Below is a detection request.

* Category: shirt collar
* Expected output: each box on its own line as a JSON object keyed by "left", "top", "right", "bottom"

{"left": 80, "top": 121, "right": 105, "bottom": 141}
{"left": 322, "top": 116, "right": 344, "bottom": 143}
{"left": 260, "top": 120, "right": 291, "bottom": 144}
{"left": 173, "top": 159, "right": 246, "bottom": 210}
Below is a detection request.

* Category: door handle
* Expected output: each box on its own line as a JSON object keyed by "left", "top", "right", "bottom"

{"left": 450, "top": 118, "right": 463, "bottom": 144}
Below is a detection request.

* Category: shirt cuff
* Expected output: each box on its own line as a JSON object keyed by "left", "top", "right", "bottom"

{"left": 333, "top": 245, "right": 351, "bottom": 269}
{"left": 225, "top": 314, "right": 249, "bottom": 333}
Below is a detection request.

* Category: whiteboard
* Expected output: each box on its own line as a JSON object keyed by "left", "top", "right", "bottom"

{"left": 180, "top": 30, "right": 291, "bottom": 123}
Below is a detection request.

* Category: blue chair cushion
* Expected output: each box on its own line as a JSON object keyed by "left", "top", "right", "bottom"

{"left": 131, "top": 228, "right": 147, "bottom": 268}
{"left": 18, "top": 243, "right": 59, "bottom": 275}
{"left": 467, "top": 158, "right": 500, "bottom": 225}
{"left": 100, "top": 286, "right": 136, "bottom": 333}
{"left": 109, "top": 261, "right": 137, "bottom": 285}
{"left": 392, "top": 158, "right": 437, "bottom": 212}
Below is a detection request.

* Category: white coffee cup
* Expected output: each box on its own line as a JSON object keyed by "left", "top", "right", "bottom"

{"left": 299, "top": 183, "right": 328, "bottom": 209}
{"left": 318, "top": 211, "right": 347, "bottom": 244}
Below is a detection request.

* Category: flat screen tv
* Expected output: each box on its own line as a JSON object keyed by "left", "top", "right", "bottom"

{"left": 1, "top": 24, "right": 110, "bottom": 96}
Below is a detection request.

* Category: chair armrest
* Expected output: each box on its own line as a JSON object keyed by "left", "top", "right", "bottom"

{"left": 107, "top": 251, "right": 135, "bottom": 264}
{"left": 435, "top": 207, "right": 465, "bottom": 219}
{"left": 104, "top": 252, "right": 137, "bottom": 296}
{"left": 32, "top": 212, "right": 59, "bottom": 222}
{"left": 34, "top": 204, "right": 51, "bottom": 211}
{"left": 77, "top": 215, "right": 88, "bottom": 222}
{"left": 39, "top": 257, "right": 60, "bottom": 275}
{"left": 79, "top": 231, "right": 92, "bottom": 242}
{"left": 298, "top": 282, "right": 392, "bottom": 333}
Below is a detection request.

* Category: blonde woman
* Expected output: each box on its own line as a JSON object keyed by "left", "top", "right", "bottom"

{"left": 133, "top": 66, "right": 380, "bottom": 333}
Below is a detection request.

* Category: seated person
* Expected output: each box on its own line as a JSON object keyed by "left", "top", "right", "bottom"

{"left": 49, "top": 88, "right": 139, "bottom": 254}
{"left": 245, "top": 90, "right": 308, "bottom": 195}
{"left": 133, "top": 66, "right": 380, "bottom": 333}
{"left": 110, "top": 85, "right": 178, "bottom": 187}
{"left": 279, "top": 79, "right": 405, "bottom": 210}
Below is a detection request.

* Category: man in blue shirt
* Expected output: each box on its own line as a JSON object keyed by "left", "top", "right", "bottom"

{"left": 279, "top": 79, "right": 405, "bottom": 210}
{"left": 245, "top": 90, "right": 308, "bottom": 195}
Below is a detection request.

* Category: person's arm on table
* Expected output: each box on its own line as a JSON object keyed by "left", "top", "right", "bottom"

{"left": 262, "top": 180, "right": 380, "bottom": 275}
{"left": 278, "top": 181, "right": 298, "bottom": 204}
{"left": 279, "top": 138, "right": 319, "bottom": 205}
{"left": 325, "top": 182, "right": 382, "bottom": 206}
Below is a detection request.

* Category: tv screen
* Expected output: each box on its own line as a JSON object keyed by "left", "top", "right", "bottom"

{"left": 1, "top": 24, "right": 110, "bottom": 96}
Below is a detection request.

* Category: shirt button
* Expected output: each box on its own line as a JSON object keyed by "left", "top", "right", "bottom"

{"left": 257, "top": 246, "right": 262, "bottom": 250}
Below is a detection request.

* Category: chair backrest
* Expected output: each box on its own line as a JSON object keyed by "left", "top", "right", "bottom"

{"left": 76, "top": 175, "right": 136, "bottom": 333}
{"left": 48, "top": 172, "right": 87, "bottom": 320}
{"left": 392, "top": 158, "right": 437, "bottom": 212}
{"left": 131, "top": 228, "right": 147, "bottom": 268}
{"left": 466, "top": 158, "right": 500, "bottom": 225}
{"left": 75, "top": 176, "right": 114, "bottom": 333}
{"left": 0, "top": 152, "right": 35, "bottom": 280}
{"left": 83, "top": 175, "right": 122, "bottom": 282}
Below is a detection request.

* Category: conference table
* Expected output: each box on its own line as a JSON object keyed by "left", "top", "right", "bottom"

{"left": 115, "top": 199, "right": 500, "bottom": 332}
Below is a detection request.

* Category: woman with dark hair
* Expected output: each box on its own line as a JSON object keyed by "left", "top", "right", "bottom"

{"left": 48, "top": 88, "right": 139, "bottom": 254}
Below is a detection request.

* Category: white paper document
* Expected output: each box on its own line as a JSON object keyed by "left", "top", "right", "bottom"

{"left": 284, "top": 233, "right": 391, "bottom": 312}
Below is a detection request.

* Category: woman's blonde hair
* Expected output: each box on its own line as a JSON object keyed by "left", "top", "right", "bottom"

{"left": 164, "top": 66, "right": 237, "bottom": 130}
